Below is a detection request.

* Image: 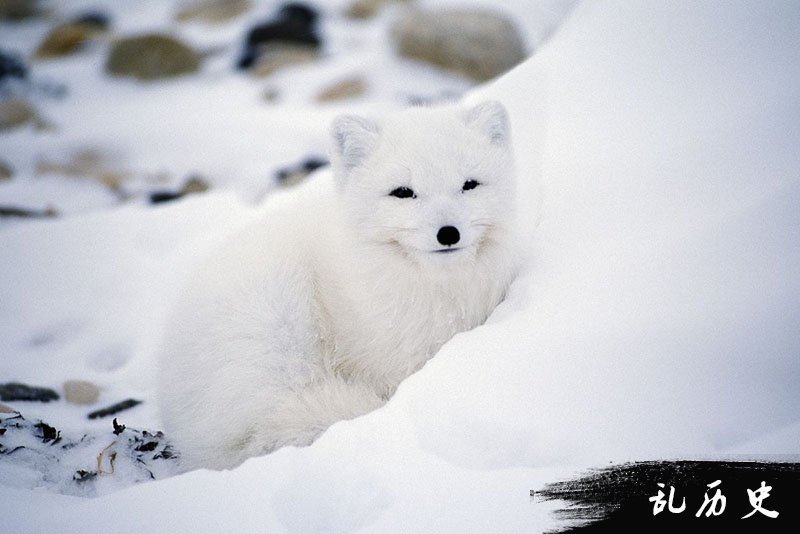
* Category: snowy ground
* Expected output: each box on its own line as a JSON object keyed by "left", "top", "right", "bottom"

{"left": 2, "top": 0, "right": 800, "bottom": 532}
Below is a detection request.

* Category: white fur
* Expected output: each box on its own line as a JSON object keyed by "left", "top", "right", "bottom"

{"left": 157, "top": 102, "right": 521, "bottom": 470}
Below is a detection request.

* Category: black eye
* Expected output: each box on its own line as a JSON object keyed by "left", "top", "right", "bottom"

{"left": 389, "top": 186, "right": 416, "bottom": 199}
{"left": 462, "top": 179, "right": 480, "bottom": 191}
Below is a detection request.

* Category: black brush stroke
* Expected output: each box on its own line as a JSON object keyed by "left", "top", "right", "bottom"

{"left": 535, "top": 460, "right": 800, "bottom": 533}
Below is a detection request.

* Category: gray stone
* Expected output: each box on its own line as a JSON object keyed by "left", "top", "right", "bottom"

{"left": 0, "top": 159, "right": 12, "bottom": 180}
{"left": 346, "top": 0, "right": 412, "bottom": 20}
{"left": 316, "top": 77, "right": 367, "bottom": 103}
{"left": 0, "top": 98, "right": 36, "bottom": 131}
{"left": 392, "top": 8, "right": 527, "bottom": 81}
{"left": 0, "top": 0, "right": 41, "bottom": 21}
{"left": 106, "top": 33, "right": 202, "bottom": 80}
{"left": 63, "top": 380, "right": 100, "bottom": 405}
{"left": 250, "top": 43, "right": 318, "bottom": 78}
{"left": 176, "top": 0, "right": 251, "bottom": 24}
{"left": 35, "top": 22, "right": 104, "bottom": 59}
{"left": 181, "top": 175, "right": 210, "bottom": 195}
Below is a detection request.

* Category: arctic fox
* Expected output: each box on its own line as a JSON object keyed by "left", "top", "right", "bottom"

{"left": 157, "top": 101, "right": 520, "bottom": 470}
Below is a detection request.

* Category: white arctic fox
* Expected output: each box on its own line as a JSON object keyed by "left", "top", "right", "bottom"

{"left": 157, "top": 101, "right": 520, "bottom": 470}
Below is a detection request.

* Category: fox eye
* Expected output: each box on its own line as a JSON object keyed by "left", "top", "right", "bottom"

{"left": 389, "top": 186, "right": 416, "bottom": 199}
{"left": 462, "top": 179, "right": 480, "bottom": 191}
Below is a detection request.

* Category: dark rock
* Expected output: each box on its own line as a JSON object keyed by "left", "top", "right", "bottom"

{"left": 87, "top": 398, "right": 141, "bottom": 419}
{"left": 72, "top": 11, "right": 111, "bottom": 31}
{"left": 0, "top": 50, "right": 27, "bottom": 81}
{"left": 149, "top": 190, "right": 183, "bottom": 204}
{"left": 0, "top": 382, "right": 59, "bottom": 402}
{"left": 392, "top": 8, "right": 527, "bottom": 82}
{"left": 0, "top": 0, "right": 41, "bottom": 21}
{"left": 0, "top": 205, "right": 58, "bottom": 218}
{"left": 237, "top": 2, "right": 320, "bottom": 70}
{"left": 106, "top": 34, "right": 202, "bottom": 80}
{"left": 149, "top": 175, "right": 210, "bottom": 204}
{"left": 275, "top": 155, "right": 328, "bottom": 187}
{"left": 302, "top": 156, "right": 328, "bottom": 173}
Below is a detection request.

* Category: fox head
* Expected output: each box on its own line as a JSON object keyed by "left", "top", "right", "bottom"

{"left": 329, "top": 101, "right": 516, "bottom": 269}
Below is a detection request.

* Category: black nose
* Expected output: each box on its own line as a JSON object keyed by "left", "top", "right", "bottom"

{"left": 437, "top": 226, "right": 460, "bottom": 246}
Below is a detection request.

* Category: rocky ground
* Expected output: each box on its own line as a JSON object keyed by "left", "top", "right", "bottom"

{"left": 1, "top": 0, "right": 571, "bottom": 218}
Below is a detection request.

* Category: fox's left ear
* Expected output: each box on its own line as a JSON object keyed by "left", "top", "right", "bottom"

{"left": 464, "top": 101, "right": 509, "bottom": 146}
{"left": 330, "top": 114, "right": 381, "bottom": 178}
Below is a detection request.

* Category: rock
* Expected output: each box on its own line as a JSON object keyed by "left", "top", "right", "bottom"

{"left": 345, "top": 0, "right": 409, "bottom": 20}
{"left": 316, "top": 76, "right": 367, "bottom": 102}
{"left": 72, "top": 11, "right": 111, "bottom": 30}
{"left": 275, "top": 155, "right": 328, "bottom": 187}
{"left": 262, "top": 87, "right": 280, "bottom": 102}
{"left": 0, "top": 0, "right": 41, "bottom": 21}
{"left": 87, "top": 398, "right": 141, "bottom": 419}
{"left": 0, "top": 98, "right": 36, "bottom": 131}
{"left": 0, "top": 50, "right": 27, "bottom": 82}
{"left": 392, "top": 8, "right": 527, "bottom": 82}
{"left": 237, "top": 2, "right": 320, "bottom": 70}
{"left": 63, "top": 380, "right": 100, "bottom": 405}
{"left": 149, "top": 190, "right": 182, "bottom": 204}
{"left": 250, "top": 43, "right": 318, "bottom": 78}
{"left": 0, "top": 205, "right": 57, "bottom": 218}
{"left": 346, "top": 0, "right": 383, "bottom": 19}
{"left": 149, "top": 175, "right": 210, "bottom": 204}
{"left": 181, "top": 175, "right": 209, "bottom": 194}
{"left": 301, "top": 156, "right": 328, "bottom": 173}
{"left": 0, "top": 159, "right": 12, "bottom": 180}
{"left": 0, "top": 401, "right": 16, "bottom": 413}
{"left": 0, "top": 382, "right": 59, "bottom": 402}
{"left": 106, "top": 34, "right": 202, "bottom": 80}
{"left": 36, "top": 149, "right": 127, "bottom": 194}
{"left": 176, "top": 0, "right": 251, "bottom": 24}
{"left": 35, "top": 22, "right": 104, "bottom": 59}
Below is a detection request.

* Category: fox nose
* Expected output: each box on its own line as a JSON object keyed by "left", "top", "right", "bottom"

{"left": 437, "top": 226, "right": 460, "bottom": 246}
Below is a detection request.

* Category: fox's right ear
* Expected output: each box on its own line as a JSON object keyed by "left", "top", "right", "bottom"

{"left": 330, "top": 115, "right": 380, "bottom": 179}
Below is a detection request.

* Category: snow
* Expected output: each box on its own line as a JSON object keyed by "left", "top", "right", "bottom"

{"left": 2, "top": 0, "right": 800, "bottom": 532}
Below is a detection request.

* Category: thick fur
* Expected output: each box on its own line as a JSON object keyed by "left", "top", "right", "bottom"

{"left": 157, "top": 102, "right": 520, "bottom": 470}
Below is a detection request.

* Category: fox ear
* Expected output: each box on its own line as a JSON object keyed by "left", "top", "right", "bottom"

{"left": 464, "top": 101, "right": 509, "bottom": 146}
{"left": 330, "top": 114, "right": 380, "bottom": 175}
